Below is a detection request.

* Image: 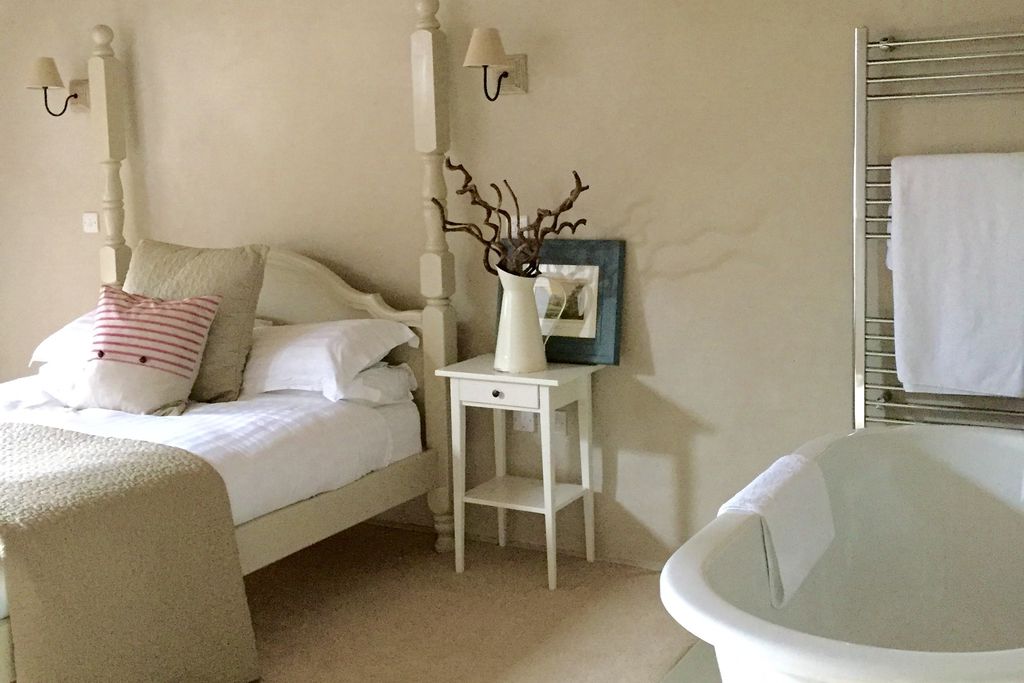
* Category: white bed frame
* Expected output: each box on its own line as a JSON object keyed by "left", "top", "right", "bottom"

{"left": 237, "top": 248, "right": 452, "bottom": 572}
{"left": 0, "top": 3, "right": 455, "bottom": 680}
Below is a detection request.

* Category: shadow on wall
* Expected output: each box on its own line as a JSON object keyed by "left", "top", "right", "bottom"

{"left": 590, "top": 194, "right": 760, "bottom": 559}
{"left": 622, "top": 197, "right": 764, "bottom": 301}
{"left": 598, "top": 243, "right": 714, "bottom": 553}
{"left": 596, "top": 352, "right": 715, "bottom": 557}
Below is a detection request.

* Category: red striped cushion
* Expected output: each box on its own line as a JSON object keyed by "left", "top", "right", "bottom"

{"left": 92, "top": 287, "right": 221, "bottom": 380}
{"left": 66, "top": 286, "right": 224, "bottom": 414}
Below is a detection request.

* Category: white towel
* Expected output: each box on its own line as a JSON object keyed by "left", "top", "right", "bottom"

{"left": 890, "top": 153, "right": 1024, "bottom": 397}
{"left": 719, "top": 454, "right": 834, "bottom": 608}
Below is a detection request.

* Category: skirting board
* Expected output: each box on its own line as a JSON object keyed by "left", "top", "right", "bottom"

{"left": 371, "top": 517, "right": 666, "bottom": 572}
{"left": 0, "top": 622, "right": 10, "bottom": 683}
{"left": 661, "top": 641, "right": 720, "bottom": 683}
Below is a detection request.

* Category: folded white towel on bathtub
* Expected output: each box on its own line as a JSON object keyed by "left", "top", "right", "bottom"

{"left": 719, "top": 454, "right": 835, "bottom": 608}
{"left": 890, "top": 153, "right": 1024, "bottom": 398}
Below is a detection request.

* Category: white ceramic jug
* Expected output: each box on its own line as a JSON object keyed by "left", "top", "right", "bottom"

{"left": 494, "top": 269, "right": 547, "bottom": 373}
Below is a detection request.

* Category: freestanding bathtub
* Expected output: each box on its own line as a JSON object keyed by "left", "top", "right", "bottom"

{"left": 661, "top": 425, "right": 1024, "bottom": 683}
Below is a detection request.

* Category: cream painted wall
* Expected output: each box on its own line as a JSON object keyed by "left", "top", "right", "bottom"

{"left": 2, "top": 1, "right": 1022, "bottom": 568}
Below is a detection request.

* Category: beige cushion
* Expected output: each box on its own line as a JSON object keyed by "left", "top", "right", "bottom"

{"left": 123, "top": 240, "right": 269, "bottom": 402}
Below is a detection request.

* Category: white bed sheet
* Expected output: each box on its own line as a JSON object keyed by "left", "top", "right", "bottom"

{"left": 0, "top": 375, "right": 423, "bottom": 620}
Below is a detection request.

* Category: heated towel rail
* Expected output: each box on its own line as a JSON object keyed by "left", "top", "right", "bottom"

{"left": 852, "top": 27, "right": 1024, "bottom": 431}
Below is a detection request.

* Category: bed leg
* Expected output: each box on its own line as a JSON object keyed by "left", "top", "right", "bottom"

{"left": 429, "top": 488, "right": 454, "bottom": 553}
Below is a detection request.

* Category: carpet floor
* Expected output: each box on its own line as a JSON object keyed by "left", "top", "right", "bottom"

{"left": 244, "top": 524, "right": 696, "bottom": 682}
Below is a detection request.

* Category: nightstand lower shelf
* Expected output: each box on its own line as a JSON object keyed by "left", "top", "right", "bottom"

{"left": 463, "top": 475, "right": 586, "bottom": 514}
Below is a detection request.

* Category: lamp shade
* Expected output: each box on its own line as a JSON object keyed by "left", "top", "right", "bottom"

{"left": 27, "top": 57, "right": 64, "bottom": 89}
{"left": 463, "top": 28, "right": 509, "bottom": 68}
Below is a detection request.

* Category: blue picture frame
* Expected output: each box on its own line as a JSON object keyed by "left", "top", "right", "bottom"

{"left": 498, "top": 239, "right": 625, "bottom": 365}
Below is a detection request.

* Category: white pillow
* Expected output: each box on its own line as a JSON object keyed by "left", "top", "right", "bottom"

{"left": 30, "top": 310, "right": 95, "bottom": 366}
{"left": 338, "top": 362, "right": 418, "bottom": 406}
{"left": 42, "top": 286, "right": 222, "bottom": 415}
{"left": 33, "top": 312, "right": 276, "bottom": 368}
{"left": 241, "top": 319, "right": 419, "bottom": 401}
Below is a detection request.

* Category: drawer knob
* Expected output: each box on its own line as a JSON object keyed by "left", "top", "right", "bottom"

{"left": 491, "top": 389, "right": 502, "bottom": 398}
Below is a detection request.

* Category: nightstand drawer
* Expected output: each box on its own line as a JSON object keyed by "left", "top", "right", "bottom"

{"left": 460, "top": 379, "right": 539, "bottom": 409}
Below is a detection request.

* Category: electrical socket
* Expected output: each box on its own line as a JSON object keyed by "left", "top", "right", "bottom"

{"left": 512, "top": 411, "right": 535, "bottom": 432}
{"left": 553, "top": 410, "right": 567, "bottom": 435}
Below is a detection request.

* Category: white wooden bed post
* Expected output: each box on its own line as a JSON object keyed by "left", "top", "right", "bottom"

{"left": 412, "top": 0, "right": 457, "bottom": 552}
{"left": 89, "top": 25, "right": 130, "bottom": 286}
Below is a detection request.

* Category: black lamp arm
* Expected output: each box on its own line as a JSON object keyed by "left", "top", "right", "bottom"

{"left": 42, "top": 86, "right": 78, "bottom": 117}
{"left": 482, "top": 65, "right": 509, "bottom": 102}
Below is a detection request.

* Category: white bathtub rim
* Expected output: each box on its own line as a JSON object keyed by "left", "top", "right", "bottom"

{"left": 790, "top": 428, "right": 858, "bottom": 460}
{"left": 795, "top": 424, "right": 1021, "bottom": 461}
{"left": 661, "top": 506, "right": 1024, "bottom": 682}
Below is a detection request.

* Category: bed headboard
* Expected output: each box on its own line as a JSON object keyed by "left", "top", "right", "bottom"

{"left": 88, "top": 1, "right": 458, "bottom": 550}
{"left": 256, "top": 248, "right": 429, "bottom": 423}
{"left": 257, "top": 249, "right": 422, "bottom": 328}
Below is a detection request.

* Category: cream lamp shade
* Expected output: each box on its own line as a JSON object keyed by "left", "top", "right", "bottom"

{"left": 463, "top": 28, "right": 509, "bottom": 68}
{"left": 27, "top": 57, "right": 64, "bottom": 89}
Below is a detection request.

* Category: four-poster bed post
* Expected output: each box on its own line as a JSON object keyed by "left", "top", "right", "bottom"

{"left": 89, "top": 25, "right": 130, "bottom": 287}
{"left": 412, "top": 0, "right": 457, "bottom": 551}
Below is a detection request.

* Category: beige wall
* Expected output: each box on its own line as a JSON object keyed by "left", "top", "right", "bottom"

{"left": 2, "top": 1, "right": 1022, "bottom": 568}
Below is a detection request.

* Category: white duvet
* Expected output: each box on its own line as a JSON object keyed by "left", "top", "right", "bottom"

{"left": 0, "top": 375, "right": 423, "bottom": 620}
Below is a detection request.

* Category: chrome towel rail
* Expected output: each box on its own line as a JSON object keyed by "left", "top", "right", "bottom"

{"left": 852, "top": 26, "right": 1024, "bottom": 431}
{"left": 867, "top": 49, "right": 1024, "bottom": 66}
{"left": 868, "top": 68, "right": 1024, "bottom": 84}
{"left": 867, "top": 32, "right": 1024, "bottom": 48}
{"left": 865, "top": 398, "right": 1024, "bottom": 419}
{"left": 869, "top": 87, "right": 1024, "bottom": 101}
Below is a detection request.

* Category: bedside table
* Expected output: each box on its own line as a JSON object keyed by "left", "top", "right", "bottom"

{"left": 436, "top": 354, "right": 603, "bottom": 590}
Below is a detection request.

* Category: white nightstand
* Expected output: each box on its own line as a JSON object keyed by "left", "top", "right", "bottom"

{"left": 436, "top": 354, "right": 602, "bottom": 590}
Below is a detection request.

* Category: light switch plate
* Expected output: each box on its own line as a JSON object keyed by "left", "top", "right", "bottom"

{"left": 82, "top": 212, "right": 99, "bottom": 234}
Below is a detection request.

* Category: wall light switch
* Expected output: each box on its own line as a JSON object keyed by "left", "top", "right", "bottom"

{"left": 82, "top": 212, "right": 99, "bottom": 234}
{"left": 513, "top": 411, "right": 535, "bottom": 433}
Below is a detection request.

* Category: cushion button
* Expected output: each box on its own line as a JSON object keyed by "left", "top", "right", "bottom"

{"left": 139, "top": 356, "right": 147, "bottom": 364}
{"left": 96, "top": 350, "right": 105, "bottom": 358}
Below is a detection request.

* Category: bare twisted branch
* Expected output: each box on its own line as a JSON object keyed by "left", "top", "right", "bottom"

{"left": 431, "top": 159, "right": 589, "bottom": 277}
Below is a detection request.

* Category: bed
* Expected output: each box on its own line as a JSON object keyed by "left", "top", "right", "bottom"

{"left": 0, "top": 2, "right": 455, "bottom": 680}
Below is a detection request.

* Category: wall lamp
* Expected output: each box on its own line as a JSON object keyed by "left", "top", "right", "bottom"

{"left": 463, "top": 28, "right": 527, "bottom": 102}
{"left": 26, "top": 57, "right": 88, "bottom": 117}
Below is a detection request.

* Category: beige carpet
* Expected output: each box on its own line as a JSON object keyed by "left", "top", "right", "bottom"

{"left": 245, "top": 524, "right": 696, "bottom": 682}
